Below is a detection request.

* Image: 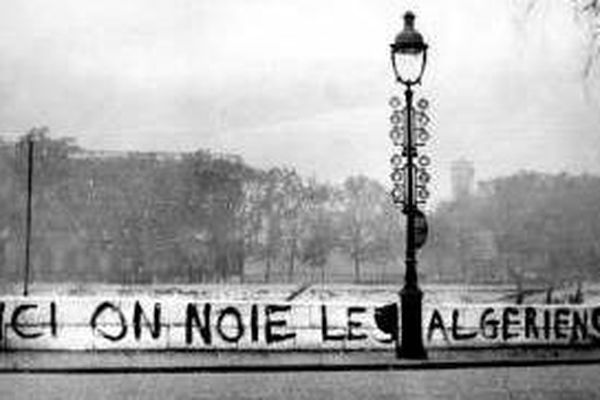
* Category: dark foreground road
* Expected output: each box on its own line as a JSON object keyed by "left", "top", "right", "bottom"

{"left": 2, "top": 350, "right": 600, "bottom": 399}
{"left": 1, "top": 364, "right": 599, "bottom": 400}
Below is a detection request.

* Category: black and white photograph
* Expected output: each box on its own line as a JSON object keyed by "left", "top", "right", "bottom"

{"left": 0, "top": 0, "right": 600, "bottom": 398}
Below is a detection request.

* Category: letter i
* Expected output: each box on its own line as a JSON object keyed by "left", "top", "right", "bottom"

{"left": 0, "top": 303, "right": 4, "bottom": 341}
{"left": 544, "top": 310, "right": 551, "bottom": 340}
{"left": 50, "top": 302, "right": 57, "bottom": 337}
{"left": 251, "top": 305, "right": 259, "bottom": 342}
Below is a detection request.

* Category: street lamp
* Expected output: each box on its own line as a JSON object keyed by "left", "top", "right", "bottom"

{"left": 389, "top": 11, "right": 430, "bottom": 359}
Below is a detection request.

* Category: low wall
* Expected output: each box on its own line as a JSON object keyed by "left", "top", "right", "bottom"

{"left": 0, "top": 297, "right": 392, "bottom": 351}
{"left": 1, "top": 297, "right": 599, "bottom": 351}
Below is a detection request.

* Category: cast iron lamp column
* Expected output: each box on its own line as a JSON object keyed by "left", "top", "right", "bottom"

{"left": 389, "top": 11, "right": 429, "bottom": 359}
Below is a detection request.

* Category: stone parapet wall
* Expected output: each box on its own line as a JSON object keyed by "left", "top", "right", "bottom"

{"left": 0, "top": 297, "right": 598, "bottom": 351}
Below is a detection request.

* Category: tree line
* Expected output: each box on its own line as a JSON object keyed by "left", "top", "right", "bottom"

{"left": 0, "top": 130, "right": 403, "bottom": 284}
{"left": 0, "top": 130, "right": 598, "bottom": 286}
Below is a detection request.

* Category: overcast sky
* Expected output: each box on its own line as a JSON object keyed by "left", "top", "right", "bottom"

{"left": 0, "top": 0, "right": 598, "bottom": 200}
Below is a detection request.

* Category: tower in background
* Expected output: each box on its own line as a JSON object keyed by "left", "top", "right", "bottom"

{"left": 451, "top": 158, "right": 475, "bottom": 201}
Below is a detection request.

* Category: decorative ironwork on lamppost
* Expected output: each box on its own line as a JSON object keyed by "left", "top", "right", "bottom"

{"left": 389, "top": 10, "right": 430, "bottom": 359}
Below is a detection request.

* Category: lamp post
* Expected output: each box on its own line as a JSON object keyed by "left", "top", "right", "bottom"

{"left": 389, "top": 11, "right": 430, "bottom": 359}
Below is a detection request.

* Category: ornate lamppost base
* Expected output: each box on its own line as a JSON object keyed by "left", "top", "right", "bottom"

{"left": 396, "top": 285, "right": 427, "bottom": 359}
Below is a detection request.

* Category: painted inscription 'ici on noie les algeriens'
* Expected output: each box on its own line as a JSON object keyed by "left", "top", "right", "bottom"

{"left": 1, "top": 299, "right": 600, "bottom": 349}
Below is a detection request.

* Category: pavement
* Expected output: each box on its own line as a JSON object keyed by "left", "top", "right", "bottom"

{"left": 2, "top": 348, "right": 600, "bottom": 400}
{"left": 2, "top": 347, "right": 600, "bottom": 373}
